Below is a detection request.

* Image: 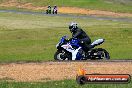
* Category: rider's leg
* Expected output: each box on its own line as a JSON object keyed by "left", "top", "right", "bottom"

{"left": 79, "top": 38, "right": 91, "bottom": 52}
{"left": 49, "top": 10, "right": 51, "bottom": 14}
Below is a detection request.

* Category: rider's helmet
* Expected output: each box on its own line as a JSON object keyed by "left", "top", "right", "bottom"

{"left": 54, "top": 5, "right": 57, "bottom": 9}
{"left": 69, "top": 22, "right": 78, "bottom": 33}
{"left": 48, "top": 5, "right": 51, "bottom": 8}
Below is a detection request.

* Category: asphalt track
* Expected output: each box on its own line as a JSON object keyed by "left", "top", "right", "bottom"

{"left": 0, "top": 10, "right": 132, "bottom": 23}
{"left": 0, "top": 60, "right": 132, "bottom": 64}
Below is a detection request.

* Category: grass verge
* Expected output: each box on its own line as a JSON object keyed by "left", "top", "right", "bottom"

{"left": 0, "top": 12, "right": 132, "bottom": 62}
{"left": 0, "top": 79, "right": 132, "bottom": 88}
{"left": 0, "top": 0, "right": 132, "bottom": 13}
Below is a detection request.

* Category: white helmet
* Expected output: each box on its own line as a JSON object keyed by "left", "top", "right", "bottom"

{"left": 69, "top": 22, "right": 78, "bottom": 32}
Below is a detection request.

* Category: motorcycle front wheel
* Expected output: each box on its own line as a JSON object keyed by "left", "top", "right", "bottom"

{"left": 54, "top": 50, "right": 72, "bottom": 60}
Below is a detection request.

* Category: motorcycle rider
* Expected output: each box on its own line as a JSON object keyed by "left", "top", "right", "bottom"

{"left": 69, "top": 22, "right": 92, "bottom": 52}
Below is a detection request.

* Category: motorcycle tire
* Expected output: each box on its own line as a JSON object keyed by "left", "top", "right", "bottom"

{"left": 54, "top": 50, "right": 72, "bottom": 60}
{"left": 90, "top": 48, "right": 110, "bottom": 60}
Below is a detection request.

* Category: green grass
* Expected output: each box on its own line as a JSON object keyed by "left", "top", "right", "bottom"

{"left": 0, "top": 80, "right": 132, "bottom": 88}
{"left": 0, "top": 0, "right": 132, "bottom": 13}
{"left": 0, "top": 12, "right": 132, "bottom": 62}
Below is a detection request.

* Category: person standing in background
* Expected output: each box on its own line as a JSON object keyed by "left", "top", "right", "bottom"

{"left": 53, "top": 5, "right": 58, "bottom": 14}
{"left": 46, "top": 5, "right": 51, "bottom": 14}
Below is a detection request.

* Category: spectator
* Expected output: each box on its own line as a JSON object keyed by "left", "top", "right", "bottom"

{"left": 46, "top": 5, "right": 51, "bottom": 14}
{"left": 53, "top": 5, "right": 58, "bottom": 14}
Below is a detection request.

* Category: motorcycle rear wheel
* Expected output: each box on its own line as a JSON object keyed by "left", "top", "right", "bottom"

{"left": 90, "top": 48, "right": 110, "bottom": 60}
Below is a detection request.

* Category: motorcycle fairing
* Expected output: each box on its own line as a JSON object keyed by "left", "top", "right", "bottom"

{"left": 91, "top": 39, "right": 104, "bottom": 46}
{"left": 56, "top": 36, "right": 66, "bottom": 48}
{"left": 61, "top": 43, "right": 82, "bottom": 60}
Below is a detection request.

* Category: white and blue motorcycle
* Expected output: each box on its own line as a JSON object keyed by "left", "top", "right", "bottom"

{"left": 54, "top": 36, "right": 110, "bottom": 60}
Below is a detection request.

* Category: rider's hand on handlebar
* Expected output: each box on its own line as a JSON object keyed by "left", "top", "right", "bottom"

{"left": 67, "top": 38, "right": 72, "bottom": 41}
{"left": 68, "top": 38, "right": 77, "bottom": 41}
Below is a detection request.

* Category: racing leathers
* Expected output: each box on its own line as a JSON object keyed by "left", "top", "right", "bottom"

{"left": 71, "top": 28, "right": 91, "bottom": 52}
